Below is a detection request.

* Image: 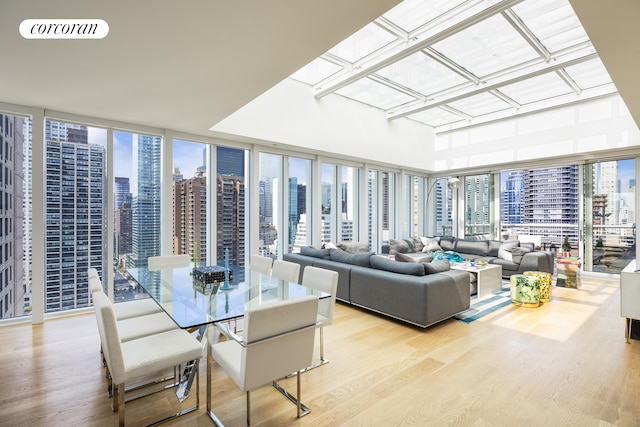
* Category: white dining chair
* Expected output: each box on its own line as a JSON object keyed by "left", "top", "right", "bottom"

{"left": 271, "top": 259, "right": 301, "bottom": 284}
{"left": 148, "top": 254, "right": 191, "bottom": 270}
{"left": 301, "top": 266, "right": 339, "bottom": 369}
{"left": 88, "top": 273, "right": 162, "bottom": 321}
{"left": 92, "top": 291, "right": 203, "bottom": 427}
{"left": 250, "top": 254, "right": 273, "bottom": 275}
{"left": 208, "top": 295, "right": 319, "bottom": 426}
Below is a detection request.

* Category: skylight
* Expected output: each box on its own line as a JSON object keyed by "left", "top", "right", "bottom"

{"left": 288, "top": 0, "right": 617, "bottom": 133}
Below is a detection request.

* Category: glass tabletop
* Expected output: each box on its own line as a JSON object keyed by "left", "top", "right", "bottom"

{"left": 127, "top": 265, "right": 327, "bottom": 329}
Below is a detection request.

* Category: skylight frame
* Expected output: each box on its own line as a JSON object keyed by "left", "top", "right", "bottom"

{"left": 288, "top": 0, "right": 617, "bottom": 133}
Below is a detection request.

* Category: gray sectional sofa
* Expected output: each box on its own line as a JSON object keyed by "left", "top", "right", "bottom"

{"left": 383, "top": 236, "right": 555, "bottom": 279}
{"left": 283, "top": 247, "right": 471, "bottom": 328}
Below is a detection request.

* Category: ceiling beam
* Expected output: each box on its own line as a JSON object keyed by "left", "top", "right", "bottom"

{"left": 388, "top": 49, "right": 599, "bottom": 119}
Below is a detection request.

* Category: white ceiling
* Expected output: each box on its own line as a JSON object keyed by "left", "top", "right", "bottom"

{"left": 0, "top": 0, "right": 638, "bottom": 143}
{"left": 0, "top": 0, "right": 401, "bottom": 135}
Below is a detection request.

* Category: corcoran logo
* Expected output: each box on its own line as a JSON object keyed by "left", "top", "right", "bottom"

{"left": 19, "top": 19, "right": 109, "bottom": 39}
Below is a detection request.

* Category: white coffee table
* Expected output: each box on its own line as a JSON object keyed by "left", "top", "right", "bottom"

{"left": 450, "top": 263, "right": 502, "bottom": 299}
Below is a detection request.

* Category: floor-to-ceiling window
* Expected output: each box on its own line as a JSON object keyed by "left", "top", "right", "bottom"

{"left": 464, "top": 173, "right": 491, "bottom": 237}
{"left": 0, "top": 113, "right": 30, "bottom": 320}
{"left": 216, "top": 146, "right": 247, "bottom": 268}
{"left": 289, "top": 157, "right": 310, "bottom": 253}
{"left": 321, "top": 163, "right": 336, "bottom": 243}
{"left": 431, "top": 177, "right": 457, "bottom": 236}
{"left": 403, "top": 174, "right": 427, "bottom": 238}
{"left": 368, "top": 169, "right": 398, "bottom": 251}
{"left": 340, "top": 166, "right": 358, "bottom": 242}
{"left": 500, "top": 165, "right": 579, "bottom": 250}
{"left": 46, "top": 120, "right": 108, "bottom": 311}
{"left": 172, "top": 139, "right": 207, "bottom": 264}
{"left": 258, "top": 153, "right": 283, "bottom": 259}
{"left": 585, "top": 159, "right": 636, "bottom": 274}
{"left": 113, "top": 130, "right": 162, "bottom": 302}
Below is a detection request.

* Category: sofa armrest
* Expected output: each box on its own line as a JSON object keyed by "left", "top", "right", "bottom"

{"left": 518, "top": 251, "right": 554, "bottom": 275}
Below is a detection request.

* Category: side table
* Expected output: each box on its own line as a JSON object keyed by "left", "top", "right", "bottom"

{"left": 450, "top": 263, "right": 502, "bottom": 299}
{"left": 556, "top": 257, "right": 581, "bottom": 288}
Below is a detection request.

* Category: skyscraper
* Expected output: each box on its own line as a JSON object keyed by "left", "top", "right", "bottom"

{"left": 0, "top": 114, "right": 26, "bottom": 318}
{"left": 127, "top": 134, "right": 161, "bottom": 268}
{"left": 45, "top": 124, "right": 107, "bottom": 312}
{"left": 174, "top": 172, "right": 206, "bottom": 262}
{"left": 114, "top": 177, "right": 132, "bottom": 258}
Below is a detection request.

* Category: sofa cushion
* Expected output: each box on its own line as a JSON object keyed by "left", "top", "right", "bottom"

{"left": 411, "top": 236, "right": 424, "bottom": 252}
{"left": 423, "top": 260, "right": 450, "bottom": 275}
{"left": 454, "top": 239, "right": 489, "bottom": 256}
{"left": 519, "top": 242, "right": 535, "bottom": 252}
{"left": 498, "top": 241, "right": 519, "bottom": 261}
{"left": 300, "top": 246, "right": 331, "bottom": 259}
{"left": 330, "top": 248, "right": 373, "bottom": 267}
{"left": 370, "top": 255, "right": 425, "bottom": 276}
{"left": 488, "top": 240, "right": 503, "bottom": 257}
{"left": 420, "top": 236, "right": 442, "bottom": 252}
{"left": 439, "top": 236, "right": 455, "bottom": 251}
{"left": 395, "top": 252, "right": 433, "bottom": 263}
{"left": 336, "top": 241, "right": 370, "bottom": 254}
{"left": 389, "top": 239, "right": 414, "bottom": 254}
{"left": 508, "top": 246, "right": 533, "bottom": 264}
{"left": 491, "top": 257, "right": 520, "bottom": 271}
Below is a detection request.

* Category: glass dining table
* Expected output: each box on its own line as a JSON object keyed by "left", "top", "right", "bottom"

{"left": 126, "top": 264, "right": 328, "bottom": 423}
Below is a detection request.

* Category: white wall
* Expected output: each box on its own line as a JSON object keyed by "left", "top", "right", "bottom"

{"left": 211, "top": 79, "right": 435, "bottom": 171}
{"left": 434, "top": 95, "right": 640, "bottom": 172}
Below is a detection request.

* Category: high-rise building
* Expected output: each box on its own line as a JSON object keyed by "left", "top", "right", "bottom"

{"left": 217, "top": 146, "right": 244, "bottom": 177}
{"left": 501, "top": 171, "right": 525, "bottom": 225}
{"left": 173, "top": 172, "right": 206, "bottom": 262}
{"left": 288, "top": 177, "right": 298, "bottom": 248}
{"left": 114, "top": 177, "right": 132, "bottom": 258}
{"left": 45, "top": 125, "right": 107, "bottom": 312}
{"left": 217, "top": 174, "right": 245, "bottom": 268}
{"left": 127, "top": 134, "right": 161, "bottom": 268}
{"left": 0, "top": 114, "right": 26, "bottom": 318}
{"left": 501, "top": 166, "right": 580, "bottom": 245}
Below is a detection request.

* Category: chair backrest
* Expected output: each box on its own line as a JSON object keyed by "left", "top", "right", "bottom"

{"left": 88, "top": 276, "right": 103, "bottom": 294}
{"left": 148, "top": 254, "right": 191, "bottom": 270}
{"left": 240, "top": 296, "right": 318, "bottom": 391}
{"left": 250, "top": 254, "right": 273, "bottom": 275}
{"left": 271, "top": 259, "right": 301, "bottom": 284}
{"left": 92, "top": 291, "right": 126, "bottom": 383}
{"left": 88, "top": 267, "right": 99, "bottom": 279}
{"left": 302, "top": 266, "right": 339, "bottom": 326}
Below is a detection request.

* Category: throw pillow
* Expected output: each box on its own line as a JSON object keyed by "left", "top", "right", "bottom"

{"left": 395, "top": 252, "right": 433, "bottom": 263}
{"left": 337, "top": 241, "right": 370, "bottom": 253}
{"left": 508, "top": 246, "right": 532, "bottom": 264}
{"left": 423, "top": 259, "right": 450, "bottom": 274}
{"left": 389, "top": 239, "right": 412, "bottom": 254}
{"left": 411, "top": 236, "right": 424, "bottom": 252}
{"left": 420, "top": 236, "right": 442, "bottom": 252}
{"left": 322, "top": 241, "right": 337, "bottom": 249}
{"left": 498, "top": 241, "right": 519, "bottom": 261}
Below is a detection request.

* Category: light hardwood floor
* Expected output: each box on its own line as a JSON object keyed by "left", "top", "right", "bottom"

{"left": 1, "top": 276, "right": 639, "bottom": 427}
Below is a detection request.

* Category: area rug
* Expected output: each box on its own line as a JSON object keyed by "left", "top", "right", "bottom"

{"left": 454, "top": 284, "right": 511, "bottom": 323}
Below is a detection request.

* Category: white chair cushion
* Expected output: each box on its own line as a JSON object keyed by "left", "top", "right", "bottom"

{"left": 120, "top": 329, "right": 204, "bottom": 383}
{"left": 117, "top": 312, "right": 179, "bottom": 342}
{"left": 113, "top": 298, "right": 162, "bottom": 320}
